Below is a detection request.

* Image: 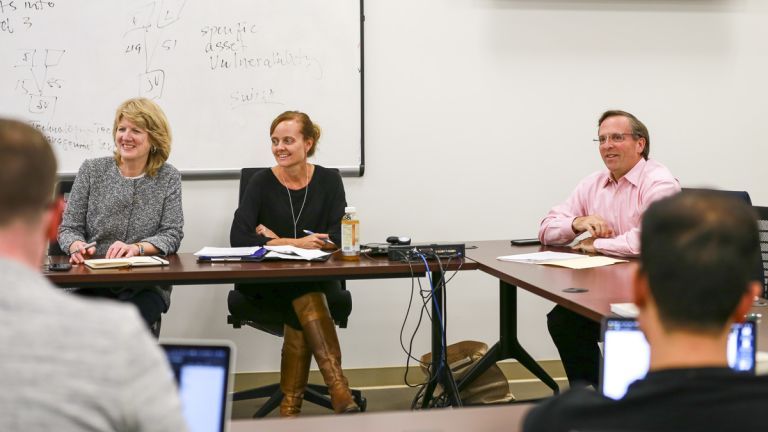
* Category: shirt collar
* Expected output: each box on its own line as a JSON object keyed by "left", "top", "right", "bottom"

{"left": 602, "top": 158, "right": 647, "bottom": 188}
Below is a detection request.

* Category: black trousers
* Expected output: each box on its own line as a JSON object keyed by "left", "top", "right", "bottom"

{"left": 234, "top": 280, "right": 345, "bottom": 330}
{"left": 547, "top": 305, "right": 601, "bottom": 388}
{"left": 74, "top": 288, "right": 166, "bottom": 329}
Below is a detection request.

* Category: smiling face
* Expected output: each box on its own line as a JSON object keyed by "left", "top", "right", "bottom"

{"left": 115, "top": 118, "right": 151, "bottom": 167}
{"left": 271, "top": 120, "right": 313, "bottom": 168}
{"left": 598, "top": 115, "right": 645, "bottom": 181}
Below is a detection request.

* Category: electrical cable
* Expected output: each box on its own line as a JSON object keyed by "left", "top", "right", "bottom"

{"left": 396, "top": 248, "right": 464, "bottom": 408}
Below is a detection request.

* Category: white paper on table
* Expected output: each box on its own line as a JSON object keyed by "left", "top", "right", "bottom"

{"left": 264, "top": 245, "right": 330, "bottom": 260}
{"left": 497, "top": 251, "right": 586, "bottom": 263}
{"left": 193, "top": 246, "right": 262, "bottom": 257}
{"left": 543, "top": 256, "right": 628, "bottom": 269}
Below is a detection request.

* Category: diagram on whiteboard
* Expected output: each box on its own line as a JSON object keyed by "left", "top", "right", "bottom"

{"left": 0, "top": 0, "right": 363, "bottom": 174}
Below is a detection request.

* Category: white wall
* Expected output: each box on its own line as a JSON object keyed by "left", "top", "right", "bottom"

{"left": 161, "top": 0, "right": 768, "bottom": 372}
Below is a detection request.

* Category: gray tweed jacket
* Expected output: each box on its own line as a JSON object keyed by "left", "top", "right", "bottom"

{"left": 58, "top": 157, "right": 184, "bottom": 307}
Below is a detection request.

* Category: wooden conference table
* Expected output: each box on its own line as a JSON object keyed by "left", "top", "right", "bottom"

{"left": 231, "top": 403, "right": 533, "bottom": 432}
{"left": 41, "top": 243, "right": 637, "bottom": 405}
{"left": 44, "top": 252, "right": 477, "bottom": 288}
{"left": 44, "top": 251, "right": 480, "bottom": 407}
{"left": 459, "top": 240, "right": 640, "bottom": 395}
{"left": 461, "top": 240, "right": 768, "bottom": 395}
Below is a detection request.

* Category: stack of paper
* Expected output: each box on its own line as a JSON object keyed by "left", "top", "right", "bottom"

{"left": 497, "top": 251, "right": 627, "bottom": 269}
{"left": 194, "top": 246, "right": 267, "bottom": 261}
{"left": 264, "top": 245, "right": 331, "bottom": 261}
{"left": 194, "top": 246, "right": 331, "bottom": 262}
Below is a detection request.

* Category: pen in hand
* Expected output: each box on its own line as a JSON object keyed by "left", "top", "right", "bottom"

{"left": 302, "top": 230, "right": 334, "bottom": 244}
{"left": 78, "top": 241, "right": 97, "bottom": 254}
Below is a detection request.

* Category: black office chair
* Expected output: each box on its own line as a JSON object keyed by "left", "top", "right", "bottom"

{"left": 682, "top": 188, "right": 765, "bottom": 297}
{"left": 228, "top": 167, "right": 365, "bottom": 417}
{"left": 753, "top": 206, "right": 768, "bottom": 299}
{"left": 48, "top": 180, "right": 74, "bottom": 256}
{"left": 52, "top": 180, "right": 163, "bottom": 338}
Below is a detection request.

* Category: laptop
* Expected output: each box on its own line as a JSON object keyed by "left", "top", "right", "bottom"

{"left": 161, "top": 340, "right": 235, "bottom": 432}
{"left": 600, "top": 317, "right": 756, "bottom": 400}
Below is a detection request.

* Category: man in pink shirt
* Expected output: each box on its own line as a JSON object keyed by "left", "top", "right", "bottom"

{"left": 539, "top": 110, "right": 680, "bottom": 387}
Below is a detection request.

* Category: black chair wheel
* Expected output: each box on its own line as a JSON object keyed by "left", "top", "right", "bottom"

{"left": 356, "top": 396, "right": 367, "bottom": 412}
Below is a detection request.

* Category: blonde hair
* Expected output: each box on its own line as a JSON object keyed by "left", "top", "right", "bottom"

{"left": 112, "top": 98, "right": 172, "bottom": 176}
{"left": 270, "top": 111, "right": 321, "bottom": 157}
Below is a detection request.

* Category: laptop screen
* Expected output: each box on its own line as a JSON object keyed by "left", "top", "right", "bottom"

{"left": 162, "top": 341, "right": 234, "bottom": 432}
{"left": 600, "top": 317, "right": 756, "bottom": 400}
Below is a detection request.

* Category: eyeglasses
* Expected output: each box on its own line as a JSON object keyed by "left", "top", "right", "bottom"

{"left": 593, "top": 133, "right": 638, "bottom": 145}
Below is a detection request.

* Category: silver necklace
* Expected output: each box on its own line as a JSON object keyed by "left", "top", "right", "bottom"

{"left": 280, "top": 166, "right": 310, "bottom": 238}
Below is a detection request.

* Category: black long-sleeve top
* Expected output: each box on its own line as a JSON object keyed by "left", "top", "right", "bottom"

{"left": 230, "top": 166, "right": 346, "bottom": 247}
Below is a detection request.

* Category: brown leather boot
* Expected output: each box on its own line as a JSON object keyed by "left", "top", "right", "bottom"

{"left": 279, "top": 324, "right": 312, "bottom": 417}
{"left": 293, "top": 292, "right": 360, "bottom": 414}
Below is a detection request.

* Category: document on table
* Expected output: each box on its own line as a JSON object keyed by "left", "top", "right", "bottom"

{"left": 497, "top": 251, "right": 627, "bottom": 269}
{"left": 498, "top": 251, "right": 586, "bottom": 263}
{"left": 194, "top": 245, "right": 330, "bottom": 262}
{"left": 194, "top": 246, "right": 262, "bottom": 257}
{"left": 543, "top": 256, "right": 628, "bottom": 269}
{"left": 264, "top": 245, "right": 331, "bottom": 261}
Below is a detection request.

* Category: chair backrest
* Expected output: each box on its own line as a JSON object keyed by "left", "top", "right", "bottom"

{"left": 49, "top": 180, "right": 75, "bottom": 256}
{"left": 682, "top": 188, "right": 764, "bottom": 297}
{"left": 754, "top": 206, "right": 768, "bottom": 299}
{"left": 681, "top": 188, "right": 752, "bottom": 205}
{"left": 239, "top": 168, "right": 266, "bottom": 204}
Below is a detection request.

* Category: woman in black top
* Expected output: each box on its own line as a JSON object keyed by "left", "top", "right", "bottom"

{"left": 230, "top": 111, "right": 358, "bottom": 416}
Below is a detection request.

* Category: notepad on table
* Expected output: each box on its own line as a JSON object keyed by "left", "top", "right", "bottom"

{"left": 84, "top": 256, "right": 170, "bottom": 269}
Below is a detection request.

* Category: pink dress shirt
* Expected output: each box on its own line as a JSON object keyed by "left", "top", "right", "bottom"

{"left": 538, "top": 158, "right": 680, "bottom": 257}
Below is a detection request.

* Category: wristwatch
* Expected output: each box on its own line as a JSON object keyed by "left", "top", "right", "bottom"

{"left": 135, "top": 242, "right": 145, "bottom": 256}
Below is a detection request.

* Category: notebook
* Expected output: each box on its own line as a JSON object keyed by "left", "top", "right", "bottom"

{"left": 84, "top": 256, "right": 169, "bottom": 269}
{"left": 600, "top": 317, "right": 756, "bottom": 400}
{"left": 161, "top": 340, "right": 235, "bottom": 432}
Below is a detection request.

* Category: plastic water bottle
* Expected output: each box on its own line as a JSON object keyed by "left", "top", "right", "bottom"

{"left": 341, "top": 206, "right": 360, "bottom": 260}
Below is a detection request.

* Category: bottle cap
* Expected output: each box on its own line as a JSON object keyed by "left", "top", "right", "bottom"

{"left": 345, "top": 206, "right": 356, "bottom": 213}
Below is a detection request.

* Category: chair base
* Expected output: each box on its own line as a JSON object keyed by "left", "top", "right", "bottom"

{"left": 232, "top": 383, "right": 367, "bottom": 418}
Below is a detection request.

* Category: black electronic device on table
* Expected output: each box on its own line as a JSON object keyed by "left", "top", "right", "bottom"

{"left": 48, "top": 263, "right": 72, "bottom": 271}
{"left": 387, "top": 243, "right": 466, "bottom": 261}
{"left": 510, "top": 238, "right": 541, "bottom": 246}
{"left": 362, "top": 236, "right": 412, "bottom": 256}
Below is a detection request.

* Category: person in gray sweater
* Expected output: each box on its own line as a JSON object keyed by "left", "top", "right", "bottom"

{"left": 58, "top": 98, "right": 184, "bottom": 328}
{"left": 0, "top": 118, "right": 188, "bottom": 432}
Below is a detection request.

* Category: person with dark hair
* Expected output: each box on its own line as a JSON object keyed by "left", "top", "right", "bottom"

{"left": 524, "top": 191, "right": 768, "bottom": 432}
{"left": 538, "top": 110, "right": 680, "bottom": 387}
{"left": 58, "top": 98, "right": 184, "bottom": 330}
{"left": 230, "top": 110, "right": 359, "bottom": 416}
{"left": 0, "top": 118, "right": 187, "bottom": 431}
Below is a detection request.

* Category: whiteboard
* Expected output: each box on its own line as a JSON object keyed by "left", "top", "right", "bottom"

{"left": 0, "top": 0, "right": 364, "bottom": 177}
